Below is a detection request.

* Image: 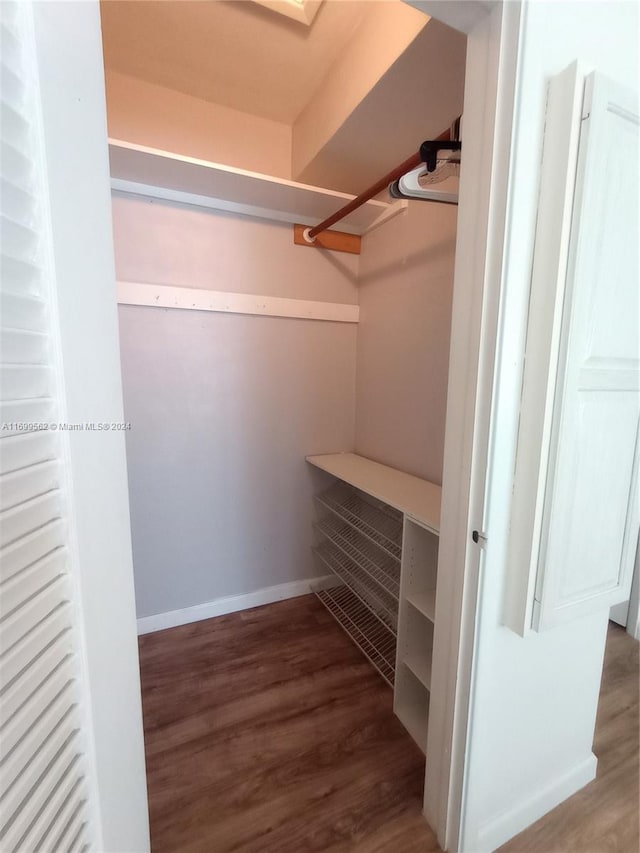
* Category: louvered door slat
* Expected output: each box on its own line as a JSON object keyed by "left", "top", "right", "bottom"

{"left": 0, "top": 398, "right": 55, "bottom": 436}
{"left": 0, "top": 545, "right": 65, "bottom": 613}
{"left": 0, "top": 63, "right": 24, "bottom": 113}
{"left": 1, "top": 655, "right": 74, "bottom": 759}
{"left": 0, "top": 735, "right": 80, "bottom": 850}
{"left": 0, "top": 328, "right": 48, "bottom": 364}
{"left": 0, "top": 490, "right": 62, "bottom": 545}
{"left": 1, "top": 636, "right": 73, "bottom": 723}
{"left": 51, "top": 801, "right": 87, "bottom": 853}
{"left": 68, "top": 824, "right": 89, "bottom": 853}
{"left": 0, "top": 144, "right": 34, "bottom": 200}
{"left": 1, "top": 21, "right": 21, "bottom": 72}
{"left": 0, "top": 459, "right": 60, "bottom": 510}
{"left": 0, "top": 96, "right": 29, "bottom": 149}
{"left": 1, "top": 604, "right": 71, "bottom": 687}
{"left": 1, "top": 684, "right": 77, "bottom": 795}
{"left": 8, "top": 758, "right": 83, "bottom": 853}
{"left": 0, "top": 4, "right": 95, "bottom": 848}
{"left": 0, "top": 364, "right": 52, "bottom": 400}
{"left": 1, "top": 256, "right": 41, "bottom": 295}
{"left": 0, "top": 291, "right": 47, "bottom": 329}
{"left": 0, "top": 570, "right": 68, "bottom": 651}
{"left": 0, "top": 517, "right": 64, "bottom": 581}
{"left": 0, "top": 432, "right": 58, "bottom": 474}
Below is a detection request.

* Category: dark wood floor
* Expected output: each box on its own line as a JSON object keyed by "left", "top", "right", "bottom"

{"left": 138, "top": 594, "right": 438, "bottom": 853}
{"left": 139, "top": 599, "right": 639, "bottom": 853}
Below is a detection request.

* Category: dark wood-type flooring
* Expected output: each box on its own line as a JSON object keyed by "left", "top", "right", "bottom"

{"left": 139, "top": 598, "right": 639, "bottom": 853}
{"left": 138, "top": 594, "right": 437, "bottom": 852}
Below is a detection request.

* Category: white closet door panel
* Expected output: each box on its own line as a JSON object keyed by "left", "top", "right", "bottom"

{"left": 0, "top": 545, "right": 65, "bottom": 612}
{"left": 1, "top": 683, "right": 77, "bottom": 794}
{"left": 1, "top": 20, "right": 22, "bottom": 75}
{"left": 1, "top": 631, "right": 73, "bottom": 722}
{"left": 0, "top": 735, "right": 80, "bottom": 850}
{"left": 1, "top": 397, "right": 55, "bottom": 436}
{"left": 16, "top": 760, "right": 85, "bottom": 853}
{"left": 0, "top": 459, "right": 60, "bottom": 509}
{"left": 0, "top": 215, "right": 38, "bottom": 261}
{"left": 55, "top": 807, "right": 88, "bottom": 853}
{"left": 0, "top": 141, "right": 33, "bottom": 194}
{"left": 0, "top": 490, "right": 63, "bottom": 545}
{"left": 0, "top": 517, "right": 65, "bottom": 582}
{"left": 0, "top": 177, "right": 37, "bottom": 229}
{"left": 533, "top": 72, "right": 639, "bottom": 629}
{"left": 1, "top": 654, "right": 74, "bottom": 759}
{"left": 1, "top": 601, "right": 71, "bottom": 684}
{"left": 1, "top": 328, "right": 49, "bottom": 364}
{"left": 0, "top": 571, "right": 68, "bottom": 651}
{"left": 0, "top": 291, "right": 47, "bottom": 329}
{"left": 0, "top": 364, "right": 52, "bottom": 400}
{"left": 0, "top": 255, "right": 46, "bottom": 300}
{"left": 0, "top": 431, "right": 58, "bottom": 474}
{"left": 0, "top": 95, "right": 30, "bottom": 150}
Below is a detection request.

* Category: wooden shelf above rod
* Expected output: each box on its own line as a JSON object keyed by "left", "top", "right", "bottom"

{"left": 108, "top": 139, "right": 406, "bottom": 237}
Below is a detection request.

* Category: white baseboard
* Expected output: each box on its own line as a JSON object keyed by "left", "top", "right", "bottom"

{"left": 136, "top": 575, "right": 331, "bottom": 635}
{"left": 474, "top": 752, "right": 597, "bottom": 852}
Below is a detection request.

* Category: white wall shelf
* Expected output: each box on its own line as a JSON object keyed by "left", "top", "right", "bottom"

{"left": 109, "top": 139, "right": 405, "bottom": 236}
{"left": 407, "top": 590, "right": 437, "bottom": 623}
{"left": 307, "top": 454, "right": 441, "bottom": 765}
{"left": 306, "top": 453, "right": 441, "bottom": 534}
{"left": 404, "top": 653, "right": 433, "bottom": 690}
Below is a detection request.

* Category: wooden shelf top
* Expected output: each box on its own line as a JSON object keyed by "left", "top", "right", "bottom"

{"left": 306, "top": 452, "right": 441, "bottom": 534}
{"left": 109, "top": 140, "right": 403, "bottom": 236}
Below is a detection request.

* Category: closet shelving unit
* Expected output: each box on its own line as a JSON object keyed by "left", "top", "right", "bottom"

{"left": 307, "top": 452, "right": 441, "bottom": 753}
{"left": 108, "top": 139, "right": 406, "bottom": 235}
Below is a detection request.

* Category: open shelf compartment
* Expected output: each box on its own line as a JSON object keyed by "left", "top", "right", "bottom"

{"left": 394, "top": 665, "right": 429, "bottom": 754}
{"left": 406, "top": 590, "right": 436, "bottom": 623}
{"left": 313, "top": 583, "right": 396, "bottom": 687}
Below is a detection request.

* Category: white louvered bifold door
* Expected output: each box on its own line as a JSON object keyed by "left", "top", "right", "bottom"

{"left": 1, "top": 3, "right": 95, "bottom": 851}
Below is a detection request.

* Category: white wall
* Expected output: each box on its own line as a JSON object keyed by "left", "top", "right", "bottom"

{"left": 31, "top": 3, "right": 149, "bottom": 849}
{"left": 355, "top": 203, "right": 457, "bottom": 484}
{"left": 111, "top": 195, "right": 359, "bottom": 304}
{"left": 113, "top": 197, "right": 357, "bottom": 620}
{"left": 461, "top": 2, "right": 639, "bottom": 850}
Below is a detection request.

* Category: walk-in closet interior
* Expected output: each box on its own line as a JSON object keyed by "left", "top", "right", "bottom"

{"left": 102, "top": 0, "right": 466, "bottom": 846}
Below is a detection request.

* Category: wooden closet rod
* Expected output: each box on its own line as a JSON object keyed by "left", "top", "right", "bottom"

{"left": 306, "top": 127, "right": 452, "bottom": 240}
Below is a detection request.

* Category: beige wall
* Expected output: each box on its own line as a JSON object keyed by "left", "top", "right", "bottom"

{"left": 112, "top": 196, "right": 357, "bottom": 618}
{"left": 105, "top": 70, "right": 292, "bottom": 179}
{"left": 292, "top": 2, "right": 427, "bottom": 181}
{"left": 113, "top": 192, "right": 456, "bottom": 619}
{"left": 355, "top": 202, "right": 457, "bottom": 484}
{"left": 111, "top": 194, "right": 359, "bottom": 304}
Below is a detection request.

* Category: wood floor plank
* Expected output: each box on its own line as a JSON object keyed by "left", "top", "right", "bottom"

{"left": 139, "top": 595, "right": 437, "bottom": 853}
{"left": 139, "top": 600, "right": 638, "bottom": 853}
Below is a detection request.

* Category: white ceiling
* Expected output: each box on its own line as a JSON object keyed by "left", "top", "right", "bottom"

{"left": 100, "top": 0, "right": 372, "bottom": 124}
{"left": 296, "top": 18, "right": 467, "bottom": 194}
{"left": 101, "top": 0, "right": 466, "bottom": 194}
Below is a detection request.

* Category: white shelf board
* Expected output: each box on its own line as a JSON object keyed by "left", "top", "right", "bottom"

{"left": 406, "top": 590, "right": 437, "bottom": 623}
{"left": 109, "top": 139, "right": 403, "bottom": 236}
{"left": 306, "top": 453, "right": 441, "bottom": 534}
{"left": 403, "top": 654, "right": 432, "bottom": 690}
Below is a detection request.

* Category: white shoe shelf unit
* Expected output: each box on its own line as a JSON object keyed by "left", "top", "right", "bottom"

{"left": 306, "top": 452, "right": 441, "bottom": 754}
